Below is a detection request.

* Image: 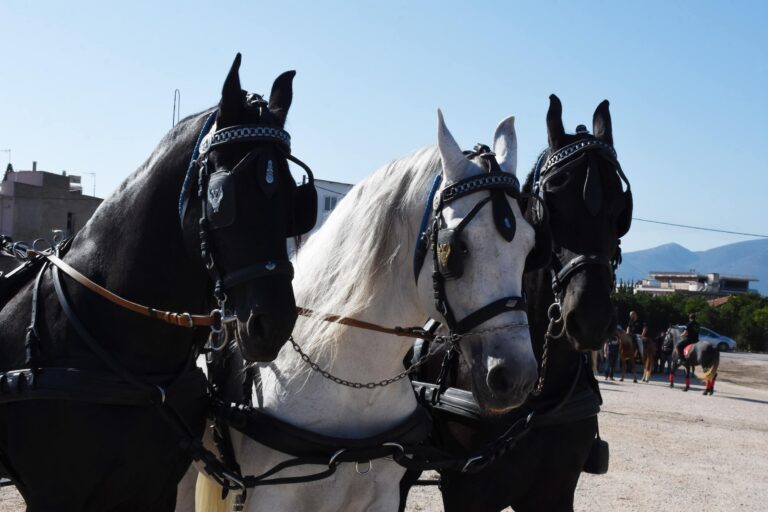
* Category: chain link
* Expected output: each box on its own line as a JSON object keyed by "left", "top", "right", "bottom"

{"left": 289, "top": 321, "right": 529, "bottom": 390}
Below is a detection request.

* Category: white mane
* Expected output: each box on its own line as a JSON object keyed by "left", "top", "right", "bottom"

{"left": 288, "top": 146, "right": 441, "bottom": 364}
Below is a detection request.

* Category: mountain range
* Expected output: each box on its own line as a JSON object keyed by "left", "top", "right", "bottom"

{"left": 617, "top": 239, "right": 768, "bottom": 295}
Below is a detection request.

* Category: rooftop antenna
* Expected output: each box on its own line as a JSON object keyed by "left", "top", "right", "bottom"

{"left": 172, "top": 89, "right": 181, "bottom": 127}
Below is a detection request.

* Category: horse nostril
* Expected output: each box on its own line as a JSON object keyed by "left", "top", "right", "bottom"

{"left": 487, "top": 365, "right": 510, "bottom": 393}
{"left": 565, "top": 312, "right": 582, "bottom": 340}
{"left": 246, "top": 312, "right": 265, "bottom": 340}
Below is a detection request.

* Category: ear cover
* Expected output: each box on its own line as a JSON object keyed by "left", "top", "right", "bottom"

{"left": 206, "top": 171, "right": 237, "bottom": 229}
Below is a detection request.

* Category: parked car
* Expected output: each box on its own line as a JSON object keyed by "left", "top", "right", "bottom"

{"left": 677, "top": 325, "right": 736, "bottom": 352}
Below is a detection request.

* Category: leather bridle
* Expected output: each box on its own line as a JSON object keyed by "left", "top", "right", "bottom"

{"left": 413, "top": 148, "right": 529, "bottom": 342}
{"left": 179, "top": 109, "right": 313, "bottom": 322}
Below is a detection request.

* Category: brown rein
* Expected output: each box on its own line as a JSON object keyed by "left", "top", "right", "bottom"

{"left": 31, "top": 251, "right": 434, "bottom": 337}
{"left": 296, "top": 307, "right": 435, "bottom": 340}
{"left": 33, "top": 251, "right": 221, "bottom": 328}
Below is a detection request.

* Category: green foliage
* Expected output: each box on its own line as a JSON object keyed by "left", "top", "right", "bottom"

{"left": 611, "top": 290, "right": 768, "bottom": 352}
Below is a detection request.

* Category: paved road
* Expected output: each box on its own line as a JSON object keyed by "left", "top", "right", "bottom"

{"left": 723, "top": 351, "right": 768, "bottom": 362}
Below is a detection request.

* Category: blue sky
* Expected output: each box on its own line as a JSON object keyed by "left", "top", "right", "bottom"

{"left": 1, "top": 0, "right": 766, "bottom": 252}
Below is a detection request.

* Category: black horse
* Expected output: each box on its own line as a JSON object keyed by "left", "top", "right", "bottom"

{"left": 0, "top": 54, "right": 316, "bottom": 511}
{"left": 403, "top": 95, "right": 632, "bottom": 511}
{"left": 669, "top": 341, "right": 720, "bottom": 395}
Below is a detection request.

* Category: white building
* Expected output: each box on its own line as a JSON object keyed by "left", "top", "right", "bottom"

{"left": 634, "top": 271, "right": 758, "bottom": 297}
{"left": 288, "top": 178, "right": 353, "bottom": 255}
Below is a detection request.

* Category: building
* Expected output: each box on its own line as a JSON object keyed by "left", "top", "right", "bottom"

{"left": 289, "top": 178, "right": 353, "bottom": 254}
{"left": 634, "top": 271, "right": 758, "bottom": 297}
{"left": 0, "top": 163, "right": 102, "bottom": 243}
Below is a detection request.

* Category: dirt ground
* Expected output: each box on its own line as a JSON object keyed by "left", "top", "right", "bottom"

{"left": 2, "top": 353, "right": 767, "bottom": 511}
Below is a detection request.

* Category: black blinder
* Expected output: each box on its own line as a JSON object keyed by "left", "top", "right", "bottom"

{"left": 523, "top": 194, "right": 552, "bottom": 273}
{"left": 491, "top": 190, "right": 516, "bottom": 241}
{"left": 436, "top": 229, "right": 467, "bottom": 280}
{"left": 617, "top": 188, "right": 633, "bottom": 237}
{"left": 206, "top": 171, "right": 237, "bottom": 230}
{"left": 583, "top": 152, "right": 603, "bottom": 217}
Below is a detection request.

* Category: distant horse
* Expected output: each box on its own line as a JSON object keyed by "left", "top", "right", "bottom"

{"left": 618, "top": 330, "right": 639, "bottom": 383}
{"left": 401, "top": 95, "right": 633, "bottom": 512}
{"left": 641, "top": 336, "right": 656, "bottom": 382}
{"left": 0, "top": 54, "right": 316, "bottom": 511}
{"left": 669, "top": 342, "right": 720, "bottom": 395}
{"left": 193, "top": 111, "right": 541, "bottom": 511}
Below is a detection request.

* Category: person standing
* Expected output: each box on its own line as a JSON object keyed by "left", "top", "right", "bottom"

{"left": 604, "top": 328, "right": 620, "bottom": 380}
{"left": 676, "top": 312, "right": 700, "bottom": 359}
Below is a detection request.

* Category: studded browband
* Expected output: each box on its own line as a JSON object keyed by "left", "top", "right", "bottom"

{"left": 199, "top": 124, "right": 291, "bottom": 155}
{"left": 539, "top": 138, "right": 616, "bottom": 177}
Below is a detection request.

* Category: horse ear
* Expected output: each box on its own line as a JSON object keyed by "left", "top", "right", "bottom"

{"left": 593, "top": 100, "right": 613, "bottom": 146}
{"left": 437, "top": 109, "right": 473, "bottom": 183}
{"left": 219, "top": 53, "right": 243, "bottom": 125}
{"left": 546, "top": 94, "right": 566, "bottom": 149}
{"left": 492, "top": 115, "right": 517, "bottom": 175}
{"left": 268, "top": 70, "right": 296, "bottom": 127}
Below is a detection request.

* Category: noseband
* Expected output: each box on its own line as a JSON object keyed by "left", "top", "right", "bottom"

{"left": 413, "top": 146, "right": 528, "bottom": 340}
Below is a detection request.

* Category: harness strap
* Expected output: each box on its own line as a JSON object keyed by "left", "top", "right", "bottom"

{"left": 296, "top": 307, "right": 437, "bottom": 340}
{"left": 454, "top": 296, "right": 526, "bottom": 334}
{"left": 37, "top": 252, "right": 220, "bottom": 328}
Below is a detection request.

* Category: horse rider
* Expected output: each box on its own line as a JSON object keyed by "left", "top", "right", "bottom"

{"left": 676, "top": 312, "right": 700, "bottom": 360}
{"left": 626, "top": 310, "right": 646, "bottom": 357}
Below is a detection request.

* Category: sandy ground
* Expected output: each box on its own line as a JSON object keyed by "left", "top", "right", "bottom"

{"left": 2, "top": 353, "right": 767, "bottom": 511}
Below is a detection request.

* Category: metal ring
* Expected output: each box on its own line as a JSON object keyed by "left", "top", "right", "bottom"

{"left": 51, "top": 230, "right": 65, "bottom": 246}
{"left": 355, "top": 460, "right": 372, "bottom": 475}
{"left": 328, "top": 449, "right": 346, "bottom": 467}
{"left": 207, "top": 330, "right": 229, "bottom": 352}
{"left": 155, "top": 385, "right": 166, "bottom": 404}
{"left": 210, "top": 309, "right": 224, "bottom": 334}
{"left": 32, "top": 238, "right": 51, "bottom": 252}
{"left": 547, "top": 302, "right": 562, "bottom": 323}
{"left": 12, "top": 242, "right": 29, "bottom": 260}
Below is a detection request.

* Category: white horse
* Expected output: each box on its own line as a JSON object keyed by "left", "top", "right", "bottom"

{"left": 190, "top": 111, "right": 539, "bottom": 511}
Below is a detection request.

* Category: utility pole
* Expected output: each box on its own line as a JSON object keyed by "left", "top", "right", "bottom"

{"left": 83, "top": 172, "right": 96, "bottom": 197}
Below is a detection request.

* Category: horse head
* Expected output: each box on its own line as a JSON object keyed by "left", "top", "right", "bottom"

{"left": 528, "top": 94, "right": 632, "bottom": 352}
{"left": 416, "top": 111, "right": 538, "bottom": 414}
{"left": 186, "top": 54, "right": 316, "bottom": 362}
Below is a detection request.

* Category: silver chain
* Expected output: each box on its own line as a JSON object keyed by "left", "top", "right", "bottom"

{"left": 289, "top": 321, "right": 529, "bottom": 390}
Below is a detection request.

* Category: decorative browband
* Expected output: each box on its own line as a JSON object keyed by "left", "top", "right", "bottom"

{"left": 200, "top": 124, "right": 291, "bottom": 154}
{"left": 440, "top": 172, "right": 520, "bottom": 205}
{"left": 540, "top": 138, "right": 616, "bottom": 176}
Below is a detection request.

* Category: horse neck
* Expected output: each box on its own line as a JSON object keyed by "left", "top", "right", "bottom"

{"left": 58, "top": 118, "right": 209, "bottom": 368}
{"left": 257, "top": 200, "right": 425, "bottom": 437}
